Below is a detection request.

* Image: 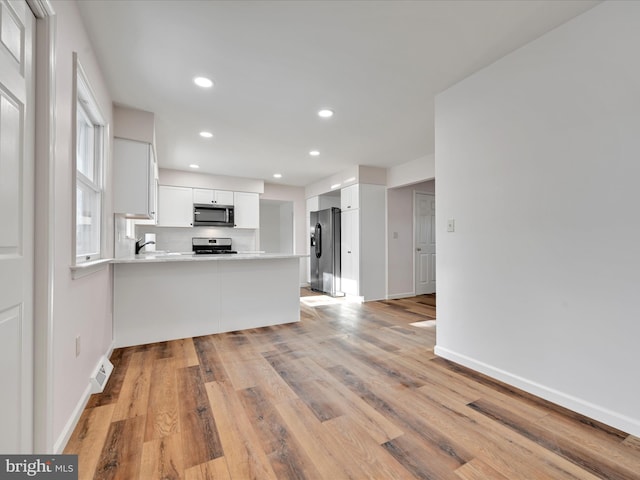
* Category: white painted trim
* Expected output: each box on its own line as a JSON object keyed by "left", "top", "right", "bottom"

{"left": 27, "top": 0, "right": 54, "bottom": 18}
{"left": 434, "top": 345, "right": 640, "bottom": 437}
{"left": 70, "top": 258, "right": 112, "bottom": 279}
{"left": 386, "top": 292, "right": 416, "bottom": 300}
{"left": 53, "top": 384, "right": 91, "bottom": 454}
{"left": 412, "top": 191, "right": 417, "bottom": 295}
{"left": 33, "top": 5, "right": 56, "bottom": 453}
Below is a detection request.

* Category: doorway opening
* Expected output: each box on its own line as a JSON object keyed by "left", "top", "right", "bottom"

{"left": 386, "top": 179, "right": 435, "bottom": 299}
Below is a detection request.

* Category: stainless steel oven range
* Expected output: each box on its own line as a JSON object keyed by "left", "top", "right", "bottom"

{"left": 192, "top": 237, "right": 238, "bottom": 255}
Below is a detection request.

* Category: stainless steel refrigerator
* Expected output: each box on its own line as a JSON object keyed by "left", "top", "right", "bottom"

{"left": 310, "top": 207, "right": 342, "bottom": 296}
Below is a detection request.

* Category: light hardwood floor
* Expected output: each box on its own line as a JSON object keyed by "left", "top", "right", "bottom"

{"left": 65, "top": 290, "right": 640, "bottom": 479}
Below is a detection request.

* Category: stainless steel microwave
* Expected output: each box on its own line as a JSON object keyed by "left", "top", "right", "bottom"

{"left": 193, "top": 203, "right": 234, "bottom": 227}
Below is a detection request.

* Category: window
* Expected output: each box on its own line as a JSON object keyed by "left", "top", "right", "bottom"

{"left": 74, "top": 54, "right": 105, "bottom": 264}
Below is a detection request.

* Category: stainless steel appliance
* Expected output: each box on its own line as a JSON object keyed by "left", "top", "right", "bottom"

{"left": 193, "top": 203, "right": 234, "bottom": 227}
{"left": 310, "top": 207, "right": 342, "bottom": 296}
{"left": 192, "top": 237, "right": 237, "bottom": 255}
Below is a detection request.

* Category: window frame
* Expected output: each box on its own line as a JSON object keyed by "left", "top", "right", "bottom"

{"left": 72, "top": 53, "right": 107, "bottom": 266}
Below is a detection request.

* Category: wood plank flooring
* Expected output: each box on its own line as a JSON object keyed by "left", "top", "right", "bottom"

{"left": 65, "top": 290, "right": 640, "bottom": 479}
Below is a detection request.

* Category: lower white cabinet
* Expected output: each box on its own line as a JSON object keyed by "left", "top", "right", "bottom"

{"left": 157, "top": 186, "right": 193, "bottom": 227}
{"left": 341, "top": 209, "right": 360, "bottom": 296}
{"left": 233, "top": 192, "right": 259, "bottom": 228}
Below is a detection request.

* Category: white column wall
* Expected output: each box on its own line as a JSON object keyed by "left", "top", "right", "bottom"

{"left": 50, "top": 0, "right": 114, "bottom": 451}
{"left": 435, "top": 1, "right": 640, "bottom": 436}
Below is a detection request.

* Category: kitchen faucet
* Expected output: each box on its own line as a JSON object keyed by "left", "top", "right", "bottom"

{"left": 135, "top": 238, "right": 156, "bottom": 254}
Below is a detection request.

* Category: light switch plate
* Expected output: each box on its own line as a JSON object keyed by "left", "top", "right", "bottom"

{"left": 447, "top": 219, "right": 455, "bottom": 232}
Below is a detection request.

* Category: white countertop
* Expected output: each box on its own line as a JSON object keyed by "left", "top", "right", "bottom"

{"left": 112, "top": 252, "right": 308, "bottom": 264}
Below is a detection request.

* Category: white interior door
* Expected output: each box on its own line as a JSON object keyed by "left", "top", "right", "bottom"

{"left": 415, "top": 193, "right": 436, "bottom": 295}
{"left": 0, "top": 0, "right": 35, "bottom": 453}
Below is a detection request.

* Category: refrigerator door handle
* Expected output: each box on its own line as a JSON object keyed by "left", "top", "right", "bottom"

{"left": 315, "top": 223, "right": 322, "bottom": 258}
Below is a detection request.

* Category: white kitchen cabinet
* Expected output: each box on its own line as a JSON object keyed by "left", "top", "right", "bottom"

{"left": 337, "top": 183, "right": 386, "bottom": 301}
{"left": 157, "top": 186, "right": 193, "bottom": 227}
{"left": 233, "top": 192, "right": 259, "bottom": 229}
{"left": 113, "top": 138, "right": 156, "bottom": 219}
{"left": 192, "top": 188, "right": 234, "bottom": 206}
{"left": 133, "top": 160, "right": 158, "bottom": 226}
{"left": 341, "top": 209, "right": 360, "bottom": 296}
{"left": 340, "top": 184, "right": 360, "bottom": 210}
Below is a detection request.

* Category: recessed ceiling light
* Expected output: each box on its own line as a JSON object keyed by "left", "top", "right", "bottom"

{"left": 199, "top": 131, "right": 213, "bottom": 138}
{"left": 344, "top": 177, "right": 356, "bottom": 183}
{"left": 309, "top": 150, "right": 320, "bottom": 156}
{"left": 330, "top": 183, "right": 341, "bottom": 189}
{"left": 189, "top": 164, "right": 200, "bottom": 169}
{"left": 193, "top": 76, "right": 213, "bottom": 88}
{"left": 318, "top": 109, "right": 334, "bottom": 118}
{"left": 273, "top": 173, "right": 282, "bottom": 179}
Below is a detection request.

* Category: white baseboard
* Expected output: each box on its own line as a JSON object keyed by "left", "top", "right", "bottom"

{"left": 386, "top": 292, "right": 415, "bottom": 300}
{"left": 53, "top": 383, "right": 92, "bottom": 454}
{"left": 53, "top": 341, "right": 115, "bottom": 453}
{"left": 434, "top": 345, "right": 640, "bottom": 437}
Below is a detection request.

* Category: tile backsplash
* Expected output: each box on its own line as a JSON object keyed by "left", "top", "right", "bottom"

{"left": 114, "top": 215, "right": 136, "bottom": 258}
{"left": 135, "top": 225, "right": 258, "bottom": 253}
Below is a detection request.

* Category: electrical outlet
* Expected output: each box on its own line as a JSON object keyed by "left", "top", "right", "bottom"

{"left": 447, "top": 218, "right": 455, "bottom": 232}
{"left": 75, "top": 335, "right": 81, "bottom": 357}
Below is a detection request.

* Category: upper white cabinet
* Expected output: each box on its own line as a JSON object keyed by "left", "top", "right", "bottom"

{"left": 233, "top": 192, "right": 259, "bottom": 229}
{"left": 132, "top": 159, "right": 159, "bottom": 226}
{"left": 113, "top": 138, "right": 156, "bottom": 220}
{"left": 192, "top": 188, "right": 234, "bottom": 206}
{"left": 157, "top": 186, "right": 193, "bottom": 227}
{"left": 340, "top": 184, "right": 360, "bottom": 210}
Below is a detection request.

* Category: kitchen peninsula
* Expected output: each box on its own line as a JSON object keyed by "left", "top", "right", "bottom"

{"left": 112, "top": 253, "right": 306, "bottom": 347}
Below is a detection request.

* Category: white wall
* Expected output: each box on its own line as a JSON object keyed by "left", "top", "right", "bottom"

{"left": 49, "top": 0, "right": 114, "bottom": 451}
{"left": 262, "top": 183, "right": 307, "bottom": 284}
{"left": 260, "top": 201, "right": 294, "bottom": 254}
{"left": 279, "top": 202, "right": 294, "bottom": 254}
{"left": 259, "top": 202, "right": 282, "bottom": 253}
{"left": 386, "top": 154, "right": 435, "bottom": 189}
{"left": 435, "top": 1, "right": 640, "bottom": 436}
{"left": 305, "top": 165, "right": 386, "bottom": 198}
{"left": 159, "top": 168, "right": 264, "bottom": 193}
{"left": 387, "top": 180, "right": 434, "bottom": 298}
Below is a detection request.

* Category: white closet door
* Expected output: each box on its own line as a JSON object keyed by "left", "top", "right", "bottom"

{"left": 0, "top": 0, "right": 35, "bottom": 453}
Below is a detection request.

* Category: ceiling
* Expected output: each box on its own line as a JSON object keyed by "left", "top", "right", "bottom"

{"left": 77, "top": 0, "right": 599, "bottom": 187}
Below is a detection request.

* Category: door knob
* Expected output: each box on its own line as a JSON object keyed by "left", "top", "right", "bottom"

{"left": 416, "top": 248, "right": 422, "bottom": 251}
